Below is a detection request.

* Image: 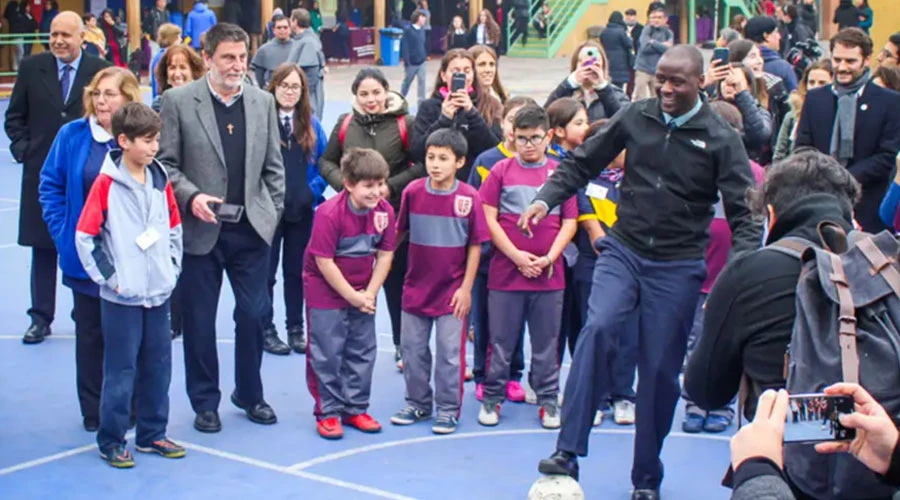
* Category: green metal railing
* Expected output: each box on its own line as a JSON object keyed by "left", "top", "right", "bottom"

{"left": 0, "top": 34, "right": 51, "bottom": 77}
{"left": 506, "top": 0, "right": 582, "bottom": 58}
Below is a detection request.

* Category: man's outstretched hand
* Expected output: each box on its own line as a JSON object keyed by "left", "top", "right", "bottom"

{"left": 517, "top": 202, "right": 549, "bottom": 238}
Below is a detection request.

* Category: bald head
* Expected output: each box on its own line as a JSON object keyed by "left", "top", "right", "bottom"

{"left": 661, "top": 44, "right": 705, "bottom": 78}
{"left": 49, "top": 11, "right": 84, "bottom": 63}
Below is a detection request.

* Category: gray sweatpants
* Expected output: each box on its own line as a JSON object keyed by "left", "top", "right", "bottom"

{"left": 305, "top": 307, "right": 377, "bottom": 419}
{"left": 400, "top": 312, "right": 466, "bottom": 417}
{"left": 485, "top": 290, "right": 564, "bottom": 405}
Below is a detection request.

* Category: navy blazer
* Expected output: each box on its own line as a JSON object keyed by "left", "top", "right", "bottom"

{"left": 795, "top": 81, "right": 900, "bottom": 233}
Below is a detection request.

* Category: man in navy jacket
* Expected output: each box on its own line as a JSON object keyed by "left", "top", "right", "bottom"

{"left": 400, "top": 10, "right": 428, "bottom": 106}
{"left": 796, "top": 28, "right": 900, "bottom": 233}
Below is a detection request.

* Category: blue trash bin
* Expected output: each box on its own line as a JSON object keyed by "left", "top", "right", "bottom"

{"left": 380, "top": 28, "right": 403, "bottom": 66}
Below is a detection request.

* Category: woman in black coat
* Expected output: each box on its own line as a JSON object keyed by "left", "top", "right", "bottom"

{"left": 445, "top": 15, "right": 470, "bottom": 50}
{"left": 411, "top": 48, "right": 502, "bottom": 183}
{"left": 599, "top": 11, "right": 634, "bottom": 89}
{"left": 544, "top": 41, "right": 630, "bottom": 123}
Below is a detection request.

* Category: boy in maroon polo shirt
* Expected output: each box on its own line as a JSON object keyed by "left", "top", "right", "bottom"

{"left": 478, "top": 105, "right": 578, "bottom": 429}
{"left": 390, "top": 129, "right": 491, "bottom": 435}
{"left": 303, "top": 148, "right": 397, "bottom": 440}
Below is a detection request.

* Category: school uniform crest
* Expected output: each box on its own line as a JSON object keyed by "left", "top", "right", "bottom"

{"left": 373, "top": 211, "right": 389, "bottom": 233}
{"left": 454, "top": 195, "right": 473, "bottom": 217}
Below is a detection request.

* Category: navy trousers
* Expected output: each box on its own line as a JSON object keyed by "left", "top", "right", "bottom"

{"left": 182, "top": 222, "right": 270, "bottom": 413}
{"left": 557, "top": 237, "right": 705, "bottom": 489}
{"left": 265, "top": 216, "right": 313, "bottom": 331}
{"left": 471, "top": 271, "right": 525, "bottom": 384}
{"left": 97, "top": 299, "right": 171, "bottom": 451}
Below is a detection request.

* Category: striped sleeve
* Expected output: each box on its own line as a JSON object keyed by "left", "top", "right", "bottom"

{"left": 576, "top": 188, "right": 599, "bottom": 222}
{"left": 166, "top": 182, "right": 184, "bottom": 276}
{"left": 75, "top": 175, "right": 116, "bottom": 287}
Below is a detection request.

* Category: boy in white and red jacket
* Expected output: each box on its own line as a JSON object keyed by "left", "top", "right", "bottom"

{"left": 76, "top": 103, "right": 184, "bottom": 469}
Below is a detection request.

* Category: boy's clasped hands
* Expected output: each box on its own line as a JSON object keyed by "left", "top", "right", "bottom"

{"left": 513, "top": 250, "right": 552, "bottom": 279}
{"left": 350, "top": 289, "right": 377, "bottom": 315}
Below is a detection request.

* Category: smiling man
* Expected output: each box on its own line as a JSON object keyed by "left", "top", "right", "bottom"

{"left": 795, "top": 28, "right": 900, "bottom": 233}
{"left": 5, "top": 11, "right": 109, "bottom": 348}
{"left": 528, "top": 45, "right": 761, "bottom": 500}
{"left": 158, "top": 22, "right": 285, "bottom": 434}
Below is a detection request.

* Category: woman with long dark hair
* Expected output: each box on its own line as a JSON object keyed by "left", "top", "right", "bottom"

{"left": 412, "top": 48, "right": 501, "bottom": 183}
{"left": 318, "top": 67, "right": 419, "bottom": 367}
{"left": 470, "top": 9, "right": 500, "bottom": 54}
{"left": 261, "top": 63, "right": 328, "bottom": 355}
{"left": 100, "top": 9, "right": 127, "bottom": 68}
{"left": 544, "top": 41, "right": 629, "bottom": 123}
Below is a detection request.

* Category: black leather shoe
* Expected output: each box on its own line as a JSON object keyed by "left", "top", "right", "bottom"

{"left": 231, "top": 392, "right": 277, "bottom": 425}
{"left": 22, "top": 323, "right": 51, "bottom": 345}
{"left": 83, "top": 417, "right": 99, "bottom": 432}
{"left": 631, "top": 489, "right": 660, "bottom": 500}
{"left": 262, "top": 328, "right": 291, "bottom": 355}
{"left": 288, "top": 326, "right": 306, "bottom": 354}
{"left": 194, "top": 411, "right": 222, "bottom": 433}
{"left": 537, "top": 450, "right": 579, "bottom": 481}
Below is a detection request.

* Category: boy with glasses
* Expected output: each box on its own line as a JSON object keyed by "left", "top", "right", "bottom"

{"left": 477, "top": 105, "right": 577, "bottom": 429}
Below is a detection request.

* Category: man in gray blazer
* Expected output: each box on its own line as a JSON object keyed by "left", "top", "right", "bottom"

{"left": 158, "top": 22, "right": 285, "bottom": 433}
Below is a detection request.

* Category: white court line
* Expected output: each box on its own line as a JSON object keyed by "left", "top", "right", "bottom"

{"left": 0, "top": 207, "right": 18, "bottom": 213}
{"left": 0, "top": 243, "right": 19, "bottom": 249}
{"left": 288, "top": 428, "right": 730, "bottom": 472}
{"left": 179, "top": 440, "right": 417, "bottom": 500}
{"left": 0, "top": 443, "right": 96, "bottom": 477}
{"left": 0, "top": 197, "right": 19, "bottom": 203}
{"left": 0, "top": 431, "right": 135, "bottom": 477}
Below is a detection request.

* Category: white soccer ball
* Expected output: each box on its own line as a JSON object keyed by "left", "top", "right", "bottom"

{"left": 527, "top": 475, "right": 585, "bottom": 500}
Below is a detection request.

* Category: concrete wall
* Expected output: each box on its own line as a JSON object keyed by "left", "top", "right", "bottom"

{"left": 555, "top": 0, "right": 652, "bottom": 59}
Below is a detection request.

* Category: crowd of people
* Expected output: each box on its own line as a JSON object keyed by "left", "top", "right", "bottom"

{"left": 6, "top": 3, "right": 900, "bottom": 500}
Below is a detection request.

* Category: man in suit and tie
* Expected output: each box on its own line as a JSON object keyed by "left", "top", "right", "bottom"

{"left": 5, "top": 11, "right": 109, "bottom": 345}
{"left": 796, "top": 27, "right": 900, "bottom": 233}
{"left": 158, "top": 22, "right": 285, "bottom": 433}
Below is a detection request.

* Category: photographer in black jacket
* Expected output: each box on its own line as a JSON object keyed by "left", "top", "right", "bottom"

{"left": 530, "top": 44, "right": 761, "bottom": 500}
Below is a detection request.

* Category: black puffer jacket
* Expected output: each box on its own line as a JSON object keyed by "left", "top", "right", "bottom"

{"left": 833, "top": 0, "right": 860, "bottom": 30}
{"left": 318, "top": 91, "right": 421, "bottom": 210}
{"left": 599, "top": 20, "right": 634, "bottom": 85}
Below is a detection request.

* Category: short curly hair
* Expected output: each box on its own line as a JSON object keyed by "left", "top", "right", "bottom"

{"left": 746, "top": 150, "right": 861, "bottom": 220}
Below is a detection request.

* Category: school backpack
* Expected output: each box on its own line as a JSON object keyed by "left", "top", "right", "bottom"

{"left": 778, "top": 222, "right": 900, "bottom": 499}
{"left": 338, "top": 113, "right": 409, "bottom": 151}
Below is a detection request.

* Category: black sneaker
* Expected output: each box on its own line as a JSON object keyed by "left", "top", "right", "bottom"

{"left": 390, "top": 406, "right": 432, "bottom": 425}
{"left": 432, "top": 414, "right": 458, "bottom": 434}
{"left": 136, "top": 438, "right": 186, "bottom": 459}
{"left": 83, "top": 417, "right": 99, "bottom": 432}
{"left": 100, "top": 445, "right": 135, "bottom": 469}
{"left": 538, "top": 450, "right": 579, "bottom": 480}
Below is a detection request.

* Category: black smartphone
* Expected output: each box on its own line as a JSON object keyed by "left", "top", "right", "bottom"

{"left": 712, "top": 47, "right": 730, "bottom": 66}
{"left": 208, "top": 202, "right": 245, "bottom": 223}
{"left": 784, "top": 393, "right": 856, "bottom": 444}
{"left": 450, "top": 72, "right": 466, "bottom": 93}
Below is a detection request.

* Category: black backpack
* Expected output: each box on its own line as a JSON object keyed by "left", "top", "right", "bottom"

{"left": 780, "top": 223, "right": 900, "bottom": 499}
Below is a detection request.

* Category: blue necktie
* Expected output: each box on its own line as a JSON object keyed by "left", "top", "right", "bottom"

{"left": 60, "top": 65, "right": 72, "bottom": 103}
{"left": 667, "top": 119, "right": 678, "bottom": 131}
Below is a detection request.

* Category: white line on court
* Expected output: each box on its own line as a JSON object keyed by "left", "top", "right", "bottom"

{"left": 178, "top": 440, "right": 417, "bottom": 500}
{"left": 0, "top": 431, "right": 135, "bottom": 477}
{"left": 0, "top": 243, "right": 19, "bottom": 249}
{"left": 287, "top": 428, "right": 729, "bottom": 472}
{"left": 0, "top": 197, "right": 19, "bottom": 203}
{"left": 0, "top": 207, "right": 18, "bottom": 212}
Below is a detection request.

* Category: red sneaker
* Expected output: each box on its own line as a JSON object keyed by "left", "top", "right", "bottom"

{"left": 317, "top": 417, "right": 343, "bottom": 440}
{"left": 342, "top": 413, "right": 382, "bottom": 433}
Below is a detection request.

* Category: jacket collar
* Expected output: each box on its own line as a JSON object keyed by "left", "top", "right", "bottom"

{"left": 640, "top": 94, "right": 710, "bottom": 130}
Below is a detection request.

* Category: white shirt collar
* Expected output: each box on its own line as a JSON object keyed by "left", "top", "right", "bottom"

{"left": 89, "top": 115, "right": 114, "bottom": 143}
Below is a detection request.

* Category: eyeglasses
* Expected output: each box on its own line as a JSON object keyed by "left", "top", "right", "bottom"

{"left": 278, "top": 83, "right": 302, "bottom": 93}
{"left": 880, "top": 49, "right": 898, "bottom": 61}
{"left": 514, "top": 135, "right": 547, "bottom": 146}
{"left": 90, "top": 90, "right": 121, "bottom": 100}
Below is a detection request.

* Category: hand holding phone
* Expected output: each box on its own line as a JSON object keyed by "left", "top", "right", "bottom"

{"left": 450, "top": 72, "right": 467, "bottom": 93}
{"left": 712, "top": 47, "right": 730, "bottom": 66}
{"left": 208, "top": 201, "right": 245, "bottom": 224}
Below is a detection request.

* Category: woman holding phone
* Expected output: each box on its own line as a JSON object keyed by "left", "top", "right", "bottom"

{"left": 544, "top": 41, "right": 629, "bottom": 123}
{"left": 411, "top": 48, "right": 501, "bottom": 184}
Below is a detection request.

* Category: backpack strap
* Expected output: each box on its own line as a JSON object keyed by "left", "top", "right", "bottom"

{"left": 397, "top": 115, "right": 409, "bottom": 152}
{"left": 338, "top": 113, "right": 353, "bottom": 149}
{"left": 827, "top": 252, "right": 860, "bottom": 384}
{"left": 856, "top": 235, "right": 900, "bottom": 299}
{"left": 766, "top": 237, "right": 814, "bottom": 259}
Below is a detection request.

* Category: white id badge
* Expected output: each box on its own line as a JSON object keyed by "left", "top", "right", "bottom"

{"left": 135, "top": 227, "right": 161, "bottom": 251}
{"left": 585, "top": 183, "right": 609, "bottom": 200}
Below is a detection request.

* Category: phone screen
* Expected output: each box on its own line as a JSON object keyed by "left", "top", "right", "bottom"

{"left": 784, "top": 394, "right": 855, "bottom": 444}
{"left": 209, "top": 202, "right": 244, "bottom": 223}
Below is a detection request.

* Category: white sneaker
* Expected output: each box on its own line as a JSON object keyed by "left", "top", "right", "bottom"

{"left": 540, "top": 403, "right": 561, "bottom": 429}
{"left": 614, "top": 400, "right": 636, "bottom": 425}
{"left": 478, "top": 402, "right": 500, "bottom": 426}
{"left": 593, "top": 410, "right": 603, "bottom": 427}
{"left": 525, "top": 386, "right": 538, "bottom": 405}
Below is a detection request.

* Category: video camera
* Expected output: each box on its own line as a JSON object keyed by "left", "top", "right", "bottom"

{"left": 786, "top": 39, "right": 824, "bottom": 81}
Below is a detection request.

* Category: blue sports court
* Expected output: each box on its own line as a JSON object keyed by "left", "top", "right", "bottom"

{"left": 0, "top": 95, "right": 735, "bottom": 499}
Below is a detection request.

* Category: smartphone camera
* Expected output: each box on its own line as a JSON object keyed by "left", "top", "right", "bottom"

{"left": 450, "top": 72, "right": 467, "bottom": 93}
{"left": 784, "top": 393, "right": 856, "bottom": 444}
